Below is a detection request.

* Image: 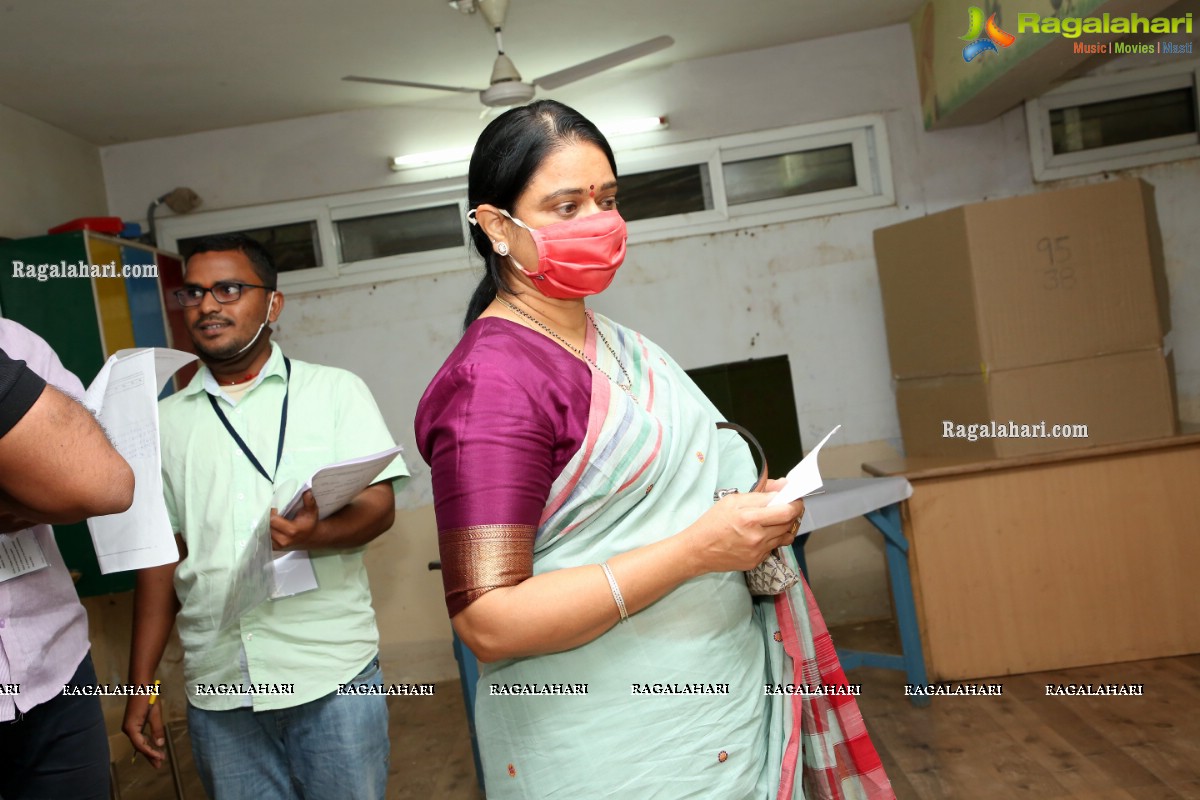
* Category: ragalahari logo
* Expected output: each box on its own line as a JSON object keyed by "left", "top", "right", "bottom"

{"left": 961, "top": 6, "right": 1016, "bottom": 62}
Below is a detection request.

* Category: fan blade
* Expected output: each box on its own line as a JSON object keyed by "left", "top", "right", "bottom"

{"left": 533, "top": 35, "right": 674, "bottom": 91}
{"left": 342, "top": 75, "right": 483, "bottom": 94}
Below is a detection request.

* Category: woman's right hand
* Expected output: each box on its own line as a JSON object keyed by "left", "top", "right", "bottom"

{"left": 685, "top": 491, "right": 804, "bottom": 575}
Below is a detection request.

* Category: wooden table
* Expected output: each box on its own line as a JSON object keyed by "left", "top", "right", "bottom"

{"left": 863, "top": 428, "right": 1200, "bottom": 683}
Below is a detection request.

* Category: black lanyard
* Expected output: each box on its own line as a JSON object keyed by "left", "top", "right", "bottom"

{"left": 207, "top": 357, "right": 291, "bottom": 484}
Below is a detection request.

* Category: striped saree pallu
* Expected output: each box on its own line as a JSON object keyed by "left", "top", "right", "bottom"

{"left": 774, "top": 555, "right": 896, "bottom": 800}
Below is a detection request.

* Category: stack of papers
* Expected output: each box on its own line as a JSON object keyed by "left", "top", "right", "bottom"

{"left": 268, "top": 446, "right": 404, "bottom": 599}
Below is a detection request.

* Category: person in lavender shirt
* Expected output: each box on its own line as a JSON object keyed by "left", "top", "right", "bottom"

{"left": 0, "top": 318, "right": 135, "bottom": 800}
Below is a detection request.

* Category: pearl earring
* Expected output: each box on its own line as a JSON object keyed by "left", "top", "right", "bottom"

{"left": 496, "top": 242, "right": 509, "bottom": 256}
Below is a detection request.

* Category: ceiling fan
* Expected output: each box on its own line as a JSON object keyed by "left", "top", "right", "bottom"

{"left": 344, "top": 0, "right": 674, "bottom": 109}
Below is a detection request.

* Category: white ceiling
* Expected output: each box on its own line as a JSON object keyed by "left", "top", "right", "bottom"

{"left": 0, "top": 0, "right": 922, "bottom": 145}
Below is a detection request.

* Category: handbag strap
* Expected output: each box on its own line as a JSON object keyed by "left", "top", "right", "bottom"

{"left": 715, "top": 421, "right": 769, "bottom": 493}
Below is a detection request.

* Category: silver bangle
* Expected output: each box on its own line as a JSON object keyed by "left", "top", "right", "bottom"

{"left": 600, "top": 561, "right": 629, "bottom": 622}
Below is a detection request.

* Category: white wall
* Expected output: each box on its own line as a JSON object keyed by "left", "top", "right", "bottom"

{"left": 99, "top": 27, "right": 1200, "bottom": 678}
{"left": 0, "top": 102, "right": 107, "bottom": 239}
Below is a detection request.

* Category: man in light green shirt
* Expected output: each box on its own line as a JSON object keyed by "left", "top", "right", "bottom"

{"left": 123, "top": 234, "right": 406, "bottom": 800}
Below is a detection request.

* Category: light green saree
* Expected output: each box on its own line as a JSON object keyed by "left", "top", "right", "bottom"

{"left": 468, "top": 313, "right": 892, "bottom": 799}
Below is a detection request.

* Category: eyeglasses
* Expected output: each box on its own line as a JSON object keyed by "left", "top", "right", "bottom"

{"left": 173, "top": 281, "right": 274, "bottom": 307}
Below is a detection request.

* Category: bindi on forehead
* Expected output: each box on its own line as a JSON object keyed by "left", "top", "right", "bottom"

{"left": 536, "top": 179, "right": 617, "bottom": 204}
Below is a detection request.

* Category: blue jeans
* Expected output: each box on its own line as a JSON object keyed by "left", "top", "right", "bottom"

{"left": 188, "top": 656, "right": 388, "bottom": 800}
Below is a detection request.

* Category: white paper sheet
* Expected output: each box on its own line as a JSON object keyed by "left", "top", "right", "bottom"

{"left": 768, "top": 425, "right": 842, "bottom": 507}
{"left": 114, "top": 348, "right": 198, "bottom": 396}
{"left": 0, "top": 529, "right": 48, "bottom": 582}
{"left": 83, "top": 348, "right": 197, "bottom": 573}
{"left": 797, "top": 477, "right": 913, "bottom": 535}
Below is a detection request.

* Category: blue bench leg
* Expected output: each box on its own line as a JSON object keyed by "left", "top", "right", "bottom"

{"left": 452, "top": 632, "right": 485, "bottom": 793}
{"left": 865, "top": 504, "right": 931, "bottom": 707}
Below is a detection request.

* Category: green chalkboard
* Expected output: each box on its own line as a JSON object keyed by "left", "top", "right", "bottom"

{"left": 686, "top": 354, "right": 804, "bottom": 477}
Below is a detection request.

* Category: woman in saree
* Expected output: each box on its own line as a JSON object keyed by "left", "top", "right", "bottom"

{"left": 415, "top": 100, "right": 894, "bottom": 799}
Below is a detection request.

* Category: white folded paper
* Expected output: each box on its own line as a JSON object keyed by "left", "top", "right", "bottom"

{"left": 768, "top": 425, "right": 842, "bottom": 507}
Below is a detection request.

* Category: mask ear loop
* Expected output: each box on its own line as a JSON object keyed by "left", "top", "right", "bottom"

{"left": 467, "top": 207, "right": 539, "bottom": 278}
{"left": 495, "top": 208, "right": 533, "bottom": 232}
{"left": 466, "top": 207, "right": 532, "bottom": 232}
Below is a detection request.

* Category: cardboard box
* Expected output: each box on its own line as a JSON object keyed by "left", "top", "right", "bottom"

{"left": 896, "top": 349, "right": 1178, "bottom": 458}
{"left": 873, "top": 179, "right": 1171, "bottom": 380}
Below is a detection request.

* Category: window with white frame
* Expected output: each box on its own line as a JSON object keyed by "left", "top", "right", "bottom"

{"left": 616, "top": 164, "right": 713, "bottom": 222}
{"left": 615, "top": 115, "right": 892, "bottom": 239}
{"left": 177, "top": 220, "right": 322, "bottom": 274}
{"left": 336, "top": 204, "right": 462, "bottom": 262}
{"left": 159, "top": 178, "right": 472, "bottom": 292}
{"left": 158, "top": 115, "right": 892, "bottom": 294}
{"left": 1026, "top": 61, "right": 1200, "bottom": 182}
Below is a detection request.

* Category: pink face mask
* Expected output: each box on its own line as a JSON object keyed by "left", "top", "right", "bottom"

{"left": 479, "top": 208, "right": 628, "bottom": 299}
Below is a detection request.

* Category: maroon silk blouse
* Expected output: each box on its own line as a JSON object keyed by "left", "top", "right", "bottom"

{"left": 415, "top": 317, "right": 592, "bottom": 615}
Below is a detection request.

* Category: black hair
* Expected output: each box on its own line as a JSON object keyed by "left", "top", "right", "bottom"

{"left": 463, "top": 100, "right": 617, "bottom": 329}
{"left": 183, "top": 233, "right": 278, "bottom": 288}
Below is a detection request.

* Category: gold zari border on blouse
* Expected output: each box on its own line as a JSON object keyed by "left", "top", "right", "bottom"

{"left": 440, "top": 523, "right": 535, "bottom": 617}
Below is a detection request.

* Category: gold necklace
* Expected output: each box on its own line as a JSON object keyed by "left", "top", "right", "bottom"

{"left": 497, "top": 297, "right": 636, "bottom": 399}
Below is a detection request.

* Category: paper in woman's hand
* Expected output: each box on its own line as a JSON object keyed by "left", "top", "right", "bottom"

{"left": 767, "top": 425, "right": 841, "bottom": 507}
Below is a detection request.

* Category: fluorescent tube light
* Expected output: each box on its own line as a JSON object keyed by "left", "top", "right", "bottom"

{"left": 389, "top": 146, "right": 474, "bottom": 171}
